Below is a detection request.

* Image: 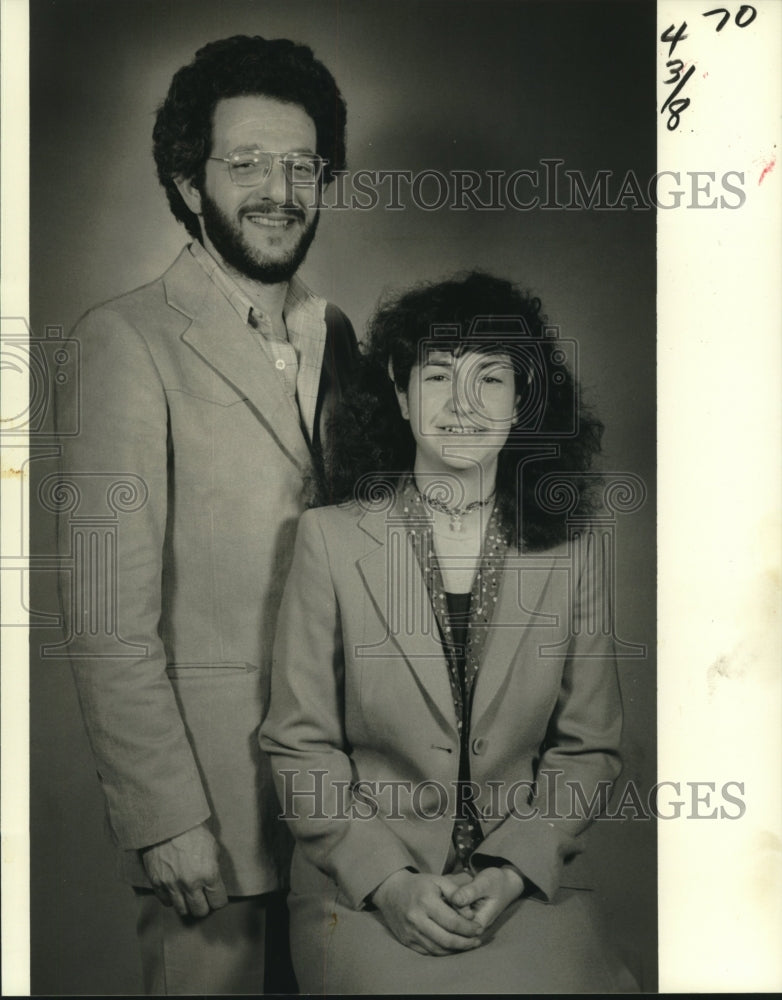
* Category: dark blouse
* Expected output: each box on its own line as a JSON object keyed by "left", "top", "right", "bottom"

{"left": 444, "top": 590, "right": 481, "bottom": 862}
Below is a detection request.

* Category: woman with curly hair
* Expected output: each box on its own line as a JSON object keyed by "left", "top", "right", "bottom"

{"left": 261, "top": 271, "right": 637, "bottom": 993}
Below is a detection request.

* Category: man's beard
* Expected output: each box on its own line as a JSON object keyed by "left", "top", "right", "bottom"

{"left": 199, "top": 191, "right": 320, "bottom": 284}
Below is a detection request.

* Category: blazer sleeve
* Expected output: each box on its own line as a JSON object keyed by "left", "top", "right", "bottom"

{"left": 260, "top": 509, "right": 419, "bottom": 909}
{"left": 56, "top": 305, "right": 210, "bottom": 849}
{"left": 472, "top": 529, "right": 624, "bottom": 900}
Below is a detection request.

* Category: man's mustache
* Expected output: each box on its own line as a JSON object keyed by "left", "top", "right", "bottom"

{"left": 239, "top": 202, "right": 306, "bottom": 222}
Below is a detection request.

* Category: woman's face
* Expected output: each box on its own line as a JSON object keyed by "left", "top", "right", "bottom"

{"left": 396, "top": 349, "right": 520, "bottom": 476}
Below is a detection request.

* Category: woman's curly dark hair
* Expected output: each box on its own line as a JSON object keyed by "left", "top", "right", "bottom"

{"left": 322, "top": 271, "right": 605, "bottom": 551}
{"left": 153, "top": 35, "right": 347, "bottom": 240}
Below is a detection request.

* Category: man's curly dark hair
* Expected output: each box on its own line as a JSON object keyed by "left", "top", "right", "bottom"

{"left": 321, "top": 271, "right": 605, "bottom": 551}
{"left": 153, "top": 35, "right": 347, "bottom": 239}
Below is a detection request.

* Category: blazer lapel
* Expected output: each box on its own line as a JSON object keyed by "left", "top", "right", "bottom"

{"left": 356, "top": 505, "right": 457, "bottom": 734}
{"left": 470, "top": 550, "right": 562, "bottom": 727}
{"left": 165, "top": 251, "right": 311, "bottom": 470}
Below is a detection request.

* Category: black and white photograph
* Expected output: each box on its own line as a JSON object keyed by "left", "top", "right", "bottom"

{"left": 1, "top": 0, "right": 779, "bottom": 994}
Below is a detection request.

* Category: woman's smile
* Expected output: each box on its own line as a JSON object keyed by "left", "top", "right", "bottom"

{"left": 397, "top": 349, "right": 520, "bottom": 480}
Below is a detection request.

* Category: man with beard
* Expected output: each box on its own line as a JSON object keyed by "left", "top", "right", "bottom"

{"left": 56, "top": 35, "right": 356, "bottom": 995}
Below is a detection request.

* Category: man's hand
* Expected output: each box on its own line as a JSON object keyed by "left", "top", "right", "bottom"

{"left": 140, "top": 822, "right": 228, "bottom": 918}
{"left": 371, "top": 869, "right": 483, "bottom": 956}
{"left": 449, "top": 865, "right": 525, "bottom": 932}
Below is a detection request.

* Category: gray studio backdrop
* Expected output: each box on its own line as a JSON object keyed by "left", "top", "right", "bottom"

{"left": 29, "top": 0, "right": 656, "bottom": 993}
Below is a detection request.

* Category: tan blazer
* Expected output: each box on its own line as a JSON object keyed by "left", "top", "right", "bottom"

{"left": 56, "top": 247, "right": 357, "bottom": 894}
{"left": 260, "top": 496, "right": 623, "bottom": 908}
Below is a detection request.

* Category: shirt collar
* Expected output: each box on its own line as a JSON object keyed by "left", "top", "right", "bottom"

{"left": 188, "top": 240, "right": 254, "bottom": 325}
{"left": 187, "top": 240, "right": 325, "bottom": 338}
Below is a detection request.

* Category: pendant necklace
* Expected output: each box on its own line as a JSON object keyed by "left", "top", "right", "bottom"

{"left": 423, "top": 491, "right": 496, "bottom": 533}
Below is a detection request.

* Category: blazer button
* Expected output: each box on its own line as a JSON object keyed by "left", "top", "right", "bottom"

{"left": 471, "top": 737, "right": 488, "bottom": 755}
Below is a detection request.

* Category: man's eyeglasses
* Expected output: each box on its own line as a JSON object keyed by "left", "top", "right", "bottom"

{"left": 208, "top": 149, "right": 327, "bottom": 187}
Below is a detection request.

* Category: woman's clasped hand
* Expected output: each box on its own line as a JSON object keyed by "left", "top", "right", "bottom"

{"left": 371, "top": 865, "right": 526, "bottom": 956}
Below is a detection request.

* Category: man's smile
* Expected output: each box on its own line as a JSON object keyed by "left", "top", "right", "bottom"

{"left": 245, "top": 215, "right": 294, "bottom": 228}
{"left": 241, "top": 207, "right": 302, "bottom": 229}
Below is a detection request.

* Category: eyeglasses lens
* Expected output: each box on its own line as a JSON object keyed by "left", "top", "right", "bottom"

{"left": 228, "top": 152, "right": 322, "bottom": 186}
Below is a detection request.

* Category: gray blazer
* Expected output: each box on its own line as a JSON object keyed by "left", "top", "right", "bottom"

{"left": 261, "top": 497, "right": 623, "bottom": 909}
{"left": 56, "top": 246, "right": 357, "bottom": 894}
